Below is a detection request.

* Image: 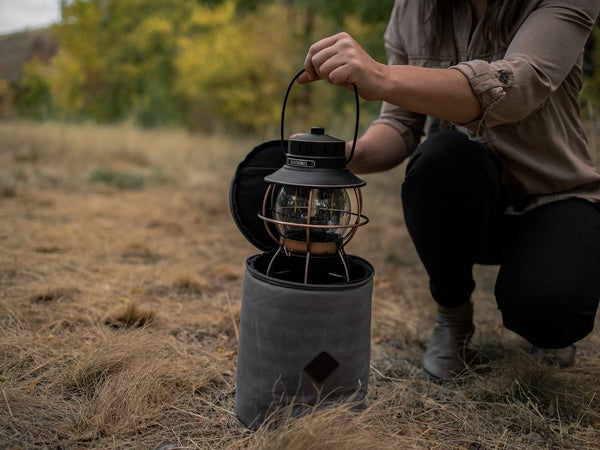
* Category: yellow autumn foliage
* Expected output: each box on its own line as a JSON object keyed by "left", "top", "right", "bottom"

{"left": 45, "top": 50, "right": 85, "bottom": 113}
{"left": 175, "top": 2, "right": 303, "bottom": 130}
{"left": 15, "top": 0, "right": 392, "bottom": 130}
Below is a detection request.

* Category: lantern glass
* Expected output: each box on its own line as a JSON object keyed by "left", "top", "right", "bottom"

{"left": 274, "top": 186, "right": 351, "bottom": 244}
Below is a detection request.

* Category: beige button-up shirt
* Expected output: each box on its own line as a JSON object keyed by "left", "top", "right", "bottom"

{"left": 373, "top": 0, "right": 600, "bottom": 212}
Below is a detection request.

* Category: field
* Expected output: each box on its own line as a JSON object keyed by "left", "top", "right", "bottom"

{"left": 1, "top": 120, "right": 600, "bottom": 449}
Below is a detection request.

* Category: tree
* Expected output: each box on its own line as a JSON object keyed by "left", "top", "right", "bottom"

{"left": 50, "top": 0, "right": 196, "bottom": 124}
{"left": 23, "top": 0, "right": 395, "bottom": 131}
{"left": 175, "top": 1, "right": 312, "bottom": 131}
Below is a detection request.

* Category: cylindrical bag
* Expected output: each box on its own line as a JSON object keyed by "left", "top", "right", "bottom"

{"left": 234, "top": 253, "right": 374, "bottom": 429}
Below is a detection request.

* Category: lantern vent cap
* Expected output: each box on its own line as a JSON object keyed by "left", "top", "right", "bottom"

{"left": 264, "top": 126, "right": 366, "bottom": 188}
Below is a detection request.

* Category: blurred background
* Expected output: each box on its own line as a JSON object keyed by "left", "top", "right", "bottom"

{"left": 0, "top": 0, "right": 405, "bottom": 136}
{"left": 1, "top": 0, "right": 598, "bottom": 136}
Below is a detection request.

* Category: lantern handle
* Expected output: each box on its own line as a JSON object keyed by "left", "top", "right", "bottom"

{"left": 280, "top": 68, "right": 359, "bottom": 164}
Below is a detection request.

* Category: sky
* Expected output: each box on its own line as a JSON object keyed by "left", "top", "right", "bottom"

{"left": 0, "top": 0, "right": 62, "bottom": 35}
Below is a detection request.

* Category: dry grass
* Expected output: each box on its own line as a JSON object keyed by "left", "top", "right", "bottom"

{"left": 1, "top": 119, "right": 600, "bottom": 449}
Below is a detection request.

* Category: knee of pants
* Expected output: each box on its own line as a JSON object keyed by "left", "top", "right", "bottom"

{"left": 403, "top": 131, "right": 500, "bottom": 199}
{"left": 496, "top": 284, "right": 598, "bottom": 348}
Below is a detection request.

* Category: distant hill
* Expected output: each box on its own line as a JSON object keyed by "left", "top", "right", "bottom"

{"left": 0, "top": 28, "right": 57, "bottom": 85}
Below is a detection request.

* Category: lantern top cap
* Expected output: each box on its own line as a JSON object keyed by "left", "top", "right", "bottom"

{"left": 288, "top": 126, "right": 344, "bottom": 154}
{"left": 264, "top": 126, "right": 366, "bottom": 188}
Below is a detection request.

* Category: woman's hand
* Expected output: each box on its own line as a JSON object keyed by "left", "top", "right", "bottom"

{"left": 298, "top": 32, "right": 387, "bottom": 101}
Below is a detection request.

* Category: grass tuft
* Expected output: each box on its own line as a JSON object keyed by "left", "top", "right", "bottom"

{"left": 246, "top": 402, "right": 400, "bottom": 450}
{"left": 103, "top": 303, "right": 156, "bottom": 329}
{"left": 31, "top": 287, "right": 80, "bottom": 303}
{"left": 173, "top": 274, "right": 210, "bottom": 294}
{"left": 90, "top": 168, "right": 147, "bottom": 189}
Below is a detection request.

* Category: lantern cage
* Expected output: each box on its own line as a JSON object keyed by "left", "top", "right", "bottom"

{"left": 255, "top": 75, "right": 369, "bottom": 284}
{"left": 259, "top": 182, "right": 369, "bottom": 284}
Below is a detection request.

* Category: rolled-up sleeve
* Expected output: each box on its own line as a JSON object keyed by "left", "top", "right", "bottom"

{"left": 451, "top": 0, "right": 600, "bottom": 135}
{"left": 371, "top": 0, "right": 427, "bottom": 154}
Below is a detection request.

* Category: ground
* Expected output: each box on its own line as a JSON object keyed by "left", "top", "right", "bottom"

{"left": 1, "top": 120, "right": 599, "bottom": 449}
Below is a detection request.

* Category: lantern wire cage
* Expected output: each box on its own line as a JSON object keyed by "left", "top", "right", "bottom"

{"left": 259, "top": 184, "right": 369, "bottom": 284}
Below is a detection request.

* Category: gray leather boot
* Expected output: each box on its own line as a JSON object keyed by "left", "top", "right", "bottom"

{"left": 422, "top": 301, "right": 475, "bottom": 381}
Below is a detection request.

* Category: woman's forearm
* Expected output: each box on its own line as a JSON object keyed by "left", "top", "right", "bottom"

{"left": 377, "top": 65, "right": 482, "bottom": 124}
{"left": 347, "top": 123, "right": 409, "bottom": 174}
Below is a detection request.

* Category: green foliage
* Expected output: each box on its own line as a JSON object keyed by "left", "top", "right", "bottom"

{"left": 17, "top": 0, "right": 393, "bottom": 131}
{"left": 16, "top": 59, "right": 52, "bottom": 118}
{"left": 12, "top": 1, "right": 600, "bottom": 132}
{"left": 581, "top": 24, "right": 600, "bottom": 119}
{"left": 175, "top": 2, "right": 307, "bottom": 130}
{"left": 49, "top": 0, "right": 191, "bottom": 125}
{"left": 235, "top": 0, "right": 394, "bottom": 26}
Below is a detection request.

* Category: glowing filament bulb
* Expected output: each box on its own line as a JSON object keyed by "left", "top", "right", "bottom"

{"left": 274, "top": 186, "right": 351, "bottom": 244}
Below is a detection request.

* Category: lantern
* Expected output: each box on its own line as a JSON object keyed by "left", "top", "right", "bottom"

{"left": 259, "top": 125, "right": 368, "bottom": 284}
{"left": 229, "top": 69, "right": 374, "bottom": 429}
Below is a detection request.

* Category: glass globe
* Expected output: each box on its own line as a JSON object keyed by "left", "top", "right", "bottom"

{"left": 274, "top": 186, "right": 351, "bottom": 246}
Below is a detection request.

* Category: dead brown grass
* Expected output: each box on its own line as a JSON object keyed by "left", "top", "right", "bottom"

{"left": 0, "top": 120, "right": 599, "bottom": 449}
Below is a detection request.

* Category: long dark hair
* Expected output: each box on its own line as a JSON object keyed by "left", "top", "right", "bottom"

{"left": 421, "top": 0, "right": 524, "bottom": 53}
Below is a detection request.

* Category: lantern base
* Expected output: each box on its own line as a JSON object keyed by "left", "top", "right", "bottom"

{"left": 265, "top": 247, "right": 353, "bottom": 285}
{"left": 280, "top": 236, "right": 339, "bottom": 255}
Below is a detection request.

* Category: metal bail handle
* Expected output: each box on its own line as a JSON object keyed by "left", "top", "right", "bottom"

{"left": 280, "top": 68, "right": 360, "bottom": 164}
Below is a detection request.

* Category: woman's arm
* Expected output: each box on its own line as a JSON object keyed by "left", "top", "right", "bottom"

{"left": 347, "top": 123, "right": 410, "bottom": 174}
{"left": 452, "top": 2, "right": 600, "bottom": 130}
{"left": 298, "top": 32, "right": 481, "bottom": 124}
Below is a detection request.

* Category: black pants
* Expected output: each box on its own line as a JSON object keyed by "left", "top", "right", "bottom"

{"left": 401, "top": 131, "right": 600, "bottom": 348}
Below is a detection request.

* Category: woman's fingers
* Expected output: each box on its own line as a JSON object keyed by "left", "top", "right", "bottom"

{"left": 301, "top": 33, "right": 352, "bottom": 83}
{"left": 298, "top": 32, "right": 383, "bottom": 99}
{"left": 302, "top": 34, "right": 340, "bottom": 82}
